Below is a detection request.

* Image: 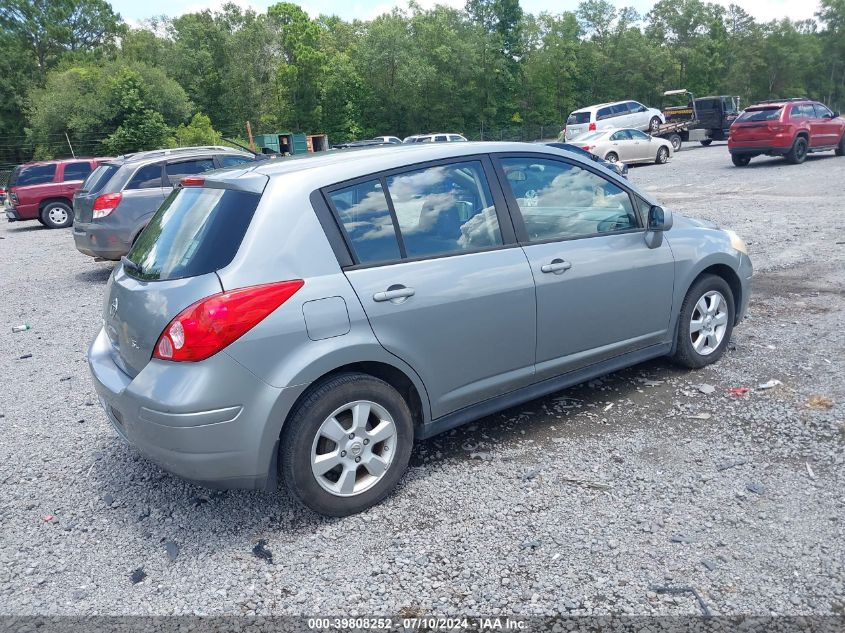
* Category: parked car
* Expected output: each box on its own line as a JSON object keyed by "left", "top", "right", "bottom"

{"left": 73, "top": 146, "right": 258, "bottom": 261}
{"left": 88, "top": 141, "right": 751, "bottom": 516}
{"left": 564, "top": 100, "right": 665, "bottom": 141}
{"left": 543, "top": 141, "right": 629, "bottom": 178}
{"left": 373, "top": 136, "right": 402, "bottom": 144}
{"left": 577, "top": 128, "right": 673, "bottom": 165}
{"left": 333, "top": 139, "right": 387, "bottom": 149}
{"left": 728, "top": 98, "right": 845, "bottom": 166}
{"left": 6, "top": 158, "right": 106, "bottom": 228}
{"left": 403, "top": 133, "right": 468, "bottom": 143}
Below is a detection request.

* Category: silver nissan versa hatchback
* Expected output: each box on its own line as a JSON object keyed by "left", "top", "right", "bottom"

{"left": 88, "top": 142, "right": 752, "bottom": 516}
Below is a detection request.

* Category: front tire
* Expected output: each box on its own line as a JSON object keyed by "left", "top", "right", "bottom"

{"left": 649, "top": 117, "right": 661, "bottom": 134}
{"left": 672, "top": 275, "right": 735, "bottom": 369}
{"left": 835, "top": 134, "right": 844, "bottom": 156}
{"left": 655, "top": 146, "right": 669, "bottom": 164}
{"left": 280, "top": 373, "right": 414, "bottom": 517}
{"left": 785, "top": 136, "right": 808, "bottom": 164}
{"left": 40, "top": 201, "right": 73, "bottom": 229}
{"left": 700, "top": 139, "right": 713, "bottom": 146}
{"left": 731, "top": 154, "right": 751, "bottom": 167}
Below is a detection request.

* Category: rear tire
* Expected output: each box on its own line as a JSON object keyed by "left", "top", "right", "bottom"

{"left": 667, "top": 134, "right": 682, "bottom": 151}
{"left": 785, "top": 136, "right": 808, "bottom": 164}
{"left": 835, "top": 134, "right": 845, "bottom": 156}
{"left": 40, "top": 201, "right": 73, "bottom": 229}
{"left": 605, "top": 152, "right": 619, "bottom": 163}
{"left": 655, "top": 146, "right": 669, "bottom": 164}
{"left": 731, "top": 154, "right": 751, "bottom": 167}
{"left": 280, "top": 373, "right": 414, "bottom": 517}
{"left": 672, "top": 274, "right": 735, "bottom": 369}
{"left": 700, "top": 139, "right": 713, "bottom": 146}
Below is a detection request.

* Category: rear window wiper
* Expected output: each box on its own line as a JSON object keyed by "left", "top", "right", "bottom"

{"left": 121, "top": 256, "right": 142, "bottom": 275}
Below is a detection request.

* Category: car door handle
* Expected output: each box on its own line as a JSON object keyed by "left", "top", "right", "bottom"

{"left": 373, "top": 286, "right": 415, "bottom": 302}
{"left": 540, "top": 259, "right": 572, "bottom": 274}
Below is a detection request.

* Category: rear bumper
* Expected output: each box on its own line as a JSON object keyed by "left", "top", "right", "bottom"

{"left": 7, "top": 201, "right": 38, "bottom": 220}
{"left": 87, "top": 327, "right": 306, "bottom": 490}
{"left": 73, "top": 223, "right": 130, "bottom": 260}
{"left": 729, "top": 146, "right": 790, "bottom": 157}
{"left": 729, "top": 134, "right": 793, "bottom": 155}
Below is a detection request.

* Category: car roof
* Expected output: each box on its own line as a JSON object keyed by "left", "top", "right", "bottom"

{"left": 16, "top": 157, "right": 102, "bottom": 168}
{"left": 571, "top": 100, "right": 633, "bottom": 113}
{"left": 107, "top": 146, "right": 252, "bottom": 167}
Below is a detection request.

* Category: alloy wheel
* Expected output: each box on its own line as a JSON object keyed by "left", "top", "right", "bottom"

{"left": 310, "top": 400, "right": 397, "bottom": 497}
{"left": 689, "top": 290, "right": 729, "bottom": 356}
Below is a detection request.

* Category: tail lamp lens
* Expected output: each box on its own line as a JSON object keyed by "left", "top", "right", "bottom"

{"left": 93, "top": 192, "right": 122, "bottom": 219}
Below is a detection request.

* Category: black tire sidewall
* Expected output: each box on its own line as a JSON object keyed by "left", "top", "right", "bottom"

{"left": 673, "top": 275, "right": 735, "bottom": 369}
{"left": 650, "top": 117, "right": 660, "bottom": 133}
{"left": 40, "top": 201, "right": 73, "bottom": 229}
{"left": 657, "top": 147, "right": 669, "bottom": 163}
{"left": 281, "top": 373, "right": 414, "bottom": 517}
{"left": 606, "top": 152, "right": 619, "bottom": 163}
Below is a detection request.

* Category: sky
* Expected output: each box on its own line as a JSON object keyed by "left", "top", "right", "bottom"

{"left": 111, "top": 0, "right": 821, "bottom": 26}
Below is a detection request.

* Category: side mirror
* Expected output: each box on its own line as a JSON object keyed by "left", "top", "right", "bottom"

{"left": 832, "top": 111, "right": 840, "bottom": 118}
{"left": 648, "top": 205, "right": 673, "bottom": 231}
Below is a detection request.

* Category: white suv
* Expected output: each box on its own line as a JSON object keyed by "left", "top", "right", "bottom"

{"left": 403, "top": 133, "right": 468, "bottom": 143}
{"left": 564, "top": 100, "right": 665, "bottom": 140}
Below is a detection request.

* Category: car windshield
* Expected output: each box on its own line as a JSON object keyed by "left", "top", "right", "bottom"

{"left": 567, "top": 112, "right": 591, "bottom": 125}
{"left": 126, "top": 187, "right": 260, "bottom": 281}
{"left": 737, "top": 107, "right": 783, "bottom": 122}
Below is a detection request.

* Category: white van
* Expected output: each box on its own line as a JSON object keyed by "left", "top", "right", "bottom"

{"left": 564, "top": 100, "right": 665, "bottom": 140}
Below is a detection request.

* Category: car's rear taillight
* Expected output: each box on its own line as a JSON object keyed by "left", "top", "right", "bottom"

{"left": 768, "top": 124, "right": 786, "bottom": 133}
{"left": 180, "top": 176, "right": 205, "bottom": 187}
{"left": 588, "top": 122, "right": 597, "bottom": 131}
{"left": 153, "top": 280, "right": 305, "bottom": 362}
{"left": 93, "top": 192, "right": 122, "bottom": 219}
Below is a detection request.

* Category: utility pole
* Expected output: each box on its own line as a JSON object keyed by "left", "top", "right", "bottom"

{"left": 246, "top": 121, "right": 256, "bottom": 153}
{"left": 65, "top": 133, "right": 76, "bottom": 158}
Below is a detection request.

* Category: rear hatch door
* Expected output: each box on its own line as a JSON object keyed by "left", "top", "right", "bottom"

{"left": 731, "top": 106, "right": 784, "bottom": 141}
{"left": 74, "top": 163, "right": 121, "bottom": 223}
{"left": 565, "top": 112, "right": 591, "bottom": 140}
{"left": 103, "top": 182, "right": 264, "bottom": 377}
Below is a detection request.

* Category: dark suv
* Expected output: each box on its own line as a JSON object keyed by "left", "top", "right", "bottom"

{"left": 729, "top": 99, "right": 845, "bottom": 166}
{"left": 73, "top": 147, "right": 260, "bottom": 260}
{"left": 6, "top": 158, "right": 107, "bottom": 228}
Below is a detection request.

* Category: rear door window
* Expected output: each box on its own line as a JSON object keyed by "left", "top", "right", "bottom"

{"left": 387, "top": 161, "right": 502, "bottom": 258}
{"left": 596, "top": 107, "right": 613, "bottom": 121}
{"left": 62, "top": 162, "right": 93, "bottom": 181}
{"left": 610, "top": 130, "right": 632, "bottom": 141}
{"left": 165, "top": 158, "right": 216, "bottom": 185}
{"left": 329, "top": 180, "right": 401, "bottom": 265}
{"left": 15, "top": 164, "right": 56, "bottom": 186}
{"left": 126, "top": 164, "right": 164, "bottom": 190}
{"left": 126, "top": 188, "right": 260, "bottom": 281}
{"left": 610, "top": 103, "right": 628, "bottom": 116}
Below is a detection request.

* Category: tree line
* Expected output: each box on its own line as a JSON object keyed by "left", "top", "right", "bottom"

{"left": 1, "top": 0, "right": 844, "bottom": 163}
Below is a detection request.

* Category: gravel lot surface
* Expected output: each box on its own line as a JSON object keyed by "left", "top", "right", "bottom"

{"left": 0, "top": 145, "right": 843, "bottom": 618}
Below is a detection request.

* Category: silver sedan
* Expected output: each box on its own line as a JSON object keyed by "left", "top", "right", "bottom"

{"left": 577, "top": 128, "right": 674, "bottom": 165}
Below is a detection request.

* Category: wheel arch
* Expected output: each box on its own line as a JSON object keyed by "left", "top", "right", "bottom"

{"left": 39, "top": 196, "right": 72, "bottom": 211}
{"left": 689, "top": 263, "right": 743, "bottom": 325}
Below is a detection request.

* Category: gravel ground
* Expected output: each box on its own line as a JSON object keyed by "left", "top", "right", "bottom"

{"left": 0, "top": 145, "right": 843, "bottom": 618}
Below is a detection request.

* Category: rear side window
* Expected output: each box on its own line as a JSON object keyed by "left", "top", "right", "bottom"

{"left": 126, "top": 188, "right": 260, "bottom": 281}
{"left": 387, "top": 161, "right": 502, "bottom": 258}
{"left": 62, "top": 162, "right": 93, "bottom": 182}
{"left": 165, "top": 159, "right": 216, "bottom": 185}
{"left": 596, "top": 107, "right": 613, "bottom": 121}
{"left": 82, "top": 164, "right": 119, "bottom": 193}
{"left": 790, "top": 104, "right": 815, "bottom": 119}
{"left": 610, "top": 103, "right": 628, "bottom": 116}
{"left": 567, "top": 112, "right": 591, "bottom": 125}
{"left": 329, "top": 180, "right": 401, "bottom": 265}
{"left": 126, "top": 164, "right": 163, "bottom": 190}
{"left": 737, "top": 107, "right": 783, "bottom": 122}
{"left": 610, "top": 130, "right": 632, "bottom": 141}
{"left": 14, "top": 164, "right": 56, "bottom": 186}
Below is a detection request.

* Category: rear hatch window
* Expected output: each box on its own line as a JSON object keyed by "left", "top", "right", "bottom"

{"left": 125, "top": 187, "right": 260, "bottom": 281}
{"left": 567, "top": 112, "right": 591, "bottom": 125}
{"left": 81, "top": 164, "right": 119, "bottom": 194}
{"left": 736, "top": 107, "right": 783, "bottom": 122}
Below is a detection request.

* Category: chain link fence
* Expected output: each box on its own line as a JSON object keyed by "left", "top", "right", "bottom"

{"left": 465, "top": 123, "right": 563, "bottom": 143}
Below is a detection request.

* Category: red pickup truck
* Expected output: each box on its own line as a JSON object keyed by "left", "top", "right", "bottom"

{"left": 6, "top": 158, "right": 107, "bottom": 228}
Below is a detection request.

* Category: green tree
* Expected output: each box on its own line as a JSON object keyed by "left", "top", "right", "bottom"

{"left": 172, "top": 112, "right": 222, "bottom": 146}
